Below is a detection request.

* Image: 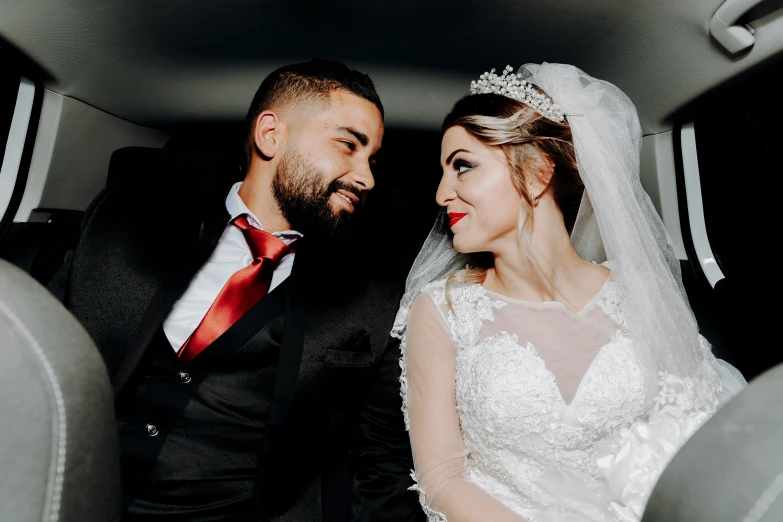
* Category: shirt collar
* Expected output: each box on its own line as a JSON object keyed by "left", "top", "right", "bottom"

{"left": 225, "top": 182, "right": 303, "bottom": 239}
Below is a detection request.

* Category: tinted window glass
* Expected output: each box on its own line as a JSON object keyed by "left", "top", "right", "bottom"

{"left": 0, "top": 56, "right": 21, "bottom": 167}
{"left": 694, "top": 65, "right": 783, "bottom": 281}
{"left": 692, "top": 63, "right": 783, "bottom": 379}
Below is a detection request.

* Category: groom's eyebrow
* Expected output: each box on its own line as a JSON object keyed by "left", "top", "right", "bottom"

{"left": 444, "top": 148, "right": 469, "bottom": 166}
{"left": 337, "top": 126, "right": 369, "bottom": 147}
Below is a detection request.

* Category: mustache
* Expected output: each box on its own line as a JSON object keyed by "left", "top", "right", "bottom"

{"left": 328, "top": 179, "right": 366, "bottom": 207}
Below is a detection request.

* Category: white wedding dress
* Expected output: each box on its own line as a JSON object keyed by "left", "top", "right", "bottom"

{"left": 400, "top": 265, "right": 746, "bottom": 522}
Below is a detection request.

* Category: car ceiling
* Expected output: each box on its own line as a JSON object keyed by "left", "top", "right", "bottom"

{"left": 1, "top": 0, "right": 782, "bottom": 134}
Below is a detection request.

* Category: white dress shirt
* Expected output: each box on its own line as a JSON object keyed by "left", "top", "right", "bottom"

{"left": 162, "top": 182, "right": 302, "bottom": 352}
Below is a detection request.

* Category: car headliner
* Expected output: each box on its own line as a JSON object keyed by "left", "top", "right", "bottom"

{"left": 1, "top": 0, "right": 782, "bottom": 134}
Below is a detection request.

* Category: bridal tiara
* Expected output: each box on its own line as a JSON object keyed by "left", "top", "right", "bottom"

{"left": 470, "top": 65, "right": 565, "bottom": 123}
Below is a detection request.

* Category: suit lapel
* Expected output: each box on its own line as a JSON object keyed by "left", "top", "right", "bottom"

{"left": 265, "top": 237, "right": 310, "bottom": 434}
{"left": 257, "top": 237, "right": 376, "bottom": 515}
{"left": 257, "top": 237, "right": 329, "bottom": 514}
{"left": 112, "top": 199, "right": 230, "bottom": 396}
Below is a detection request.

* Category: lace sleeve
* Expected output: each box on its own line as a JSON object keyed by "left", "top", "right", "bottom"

{"left": 404, "top": 293, "right": 527, "bottom": 522}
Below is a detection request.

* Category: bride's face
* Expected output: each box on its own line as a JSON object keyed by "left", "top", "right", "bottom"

{"left": 437, "top": 126, "right": 522, "bottom": 254}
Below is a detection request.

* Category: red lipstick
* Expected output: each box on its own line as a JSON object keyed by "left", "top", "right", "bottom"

{"left": 448, "top": 212, "right": 467, "bottom": 227}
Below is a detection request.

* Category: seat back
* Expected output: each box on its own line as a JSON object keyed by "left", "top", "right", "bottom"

{"left": 642, "top": 364, "right": 783, "bottom": 521}
{"left": 106, "top": 146, "right": 234, "bottom": 190}
{"left": 0, "top": 259, "right": 120, "bottom": 522}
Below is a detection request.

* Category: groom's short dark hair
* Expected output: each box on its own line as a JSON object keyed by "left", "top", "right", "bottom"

{"left": 243, "top": 59, "right": 384, "bottom": 168}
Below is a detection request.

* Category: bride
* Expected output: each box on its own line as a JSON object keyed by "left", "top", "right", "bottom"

{"left": 393, "top": 63, "right": 747, "bottom": 521}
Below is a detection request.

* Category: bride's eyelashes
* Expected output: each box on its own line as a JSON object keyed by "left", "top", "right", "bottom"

{"left": 453, "top": 158, "right": 475, "bottom": 175}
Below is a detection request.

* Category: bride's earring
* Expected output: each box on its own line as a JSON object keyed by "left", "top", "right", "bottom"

{"left": 533, "top": 194, "right": 540, "bottom": 206}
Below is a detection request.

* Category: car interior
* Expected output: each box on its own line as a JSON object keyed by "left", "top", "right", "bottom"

{"left": 1, "top": 0, "right": 783, "bottom": 520}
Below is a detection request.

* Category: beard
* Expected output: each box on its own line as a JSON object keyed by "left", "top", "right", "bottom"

{"left": 272, "top": 146, "right": 358, "bottom": 241}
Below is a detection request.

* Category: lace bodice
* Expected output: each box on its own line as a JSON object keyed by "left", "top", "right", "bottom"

{"left": 399, "top": 272, "right": 746, "bottom": 522}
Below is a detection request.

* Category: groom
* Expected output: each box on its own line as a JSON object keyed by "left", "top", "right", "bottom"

{"left": 48, "top": 59, "right": 422, "bottom": 521}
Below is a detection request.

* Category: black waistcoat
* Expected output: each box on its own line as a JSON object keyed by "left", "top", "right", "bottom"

{"left": 117, "top": 281, "right": 288, "bottom": 521}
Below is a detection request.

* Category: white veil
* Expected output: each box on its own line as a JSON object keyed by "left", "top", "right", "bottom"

{"left": 392, "top": 63, "right": 721, "bottom": 404}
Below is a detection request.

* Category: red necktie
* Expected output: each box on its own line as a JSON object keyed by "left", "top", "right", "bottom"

{"left": 177, "top": 215, "right": 293, "bottom": 364}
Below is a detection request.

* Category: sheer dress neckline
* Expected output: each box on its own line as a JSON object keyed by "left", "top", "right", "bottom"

{"left": 480, "top": 266, "right": 612, "bottom": 316}
{"left": 526, "top": 339, "right": 610, "bottom": 408}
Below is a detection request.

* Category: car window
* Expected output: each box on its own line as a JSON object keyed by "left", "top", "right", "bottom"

{"left": 687, "top": 62, "right": 783, "bottom": 379}
{"left": 0, "top": 56, "right": 21, "bottom": 169}
{"left": 694, "top": 64, "right": 782, "bottom": 283}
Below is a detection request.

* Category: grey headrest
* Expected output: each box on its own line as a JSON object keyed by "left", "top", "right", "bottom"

{"left": 106, "top": 146, "right": 232, "bottom": 191}
{"left": 643, "top": 363, "right": 783, "bottom": 521}
{"left": 0, "top": 260, "right": 119, "bottom": 522}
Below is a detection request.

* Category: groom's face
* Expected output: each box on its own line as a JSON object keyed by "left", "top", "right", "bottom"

{"left": 273, "top": 90, "right": 383, "bottom": 239}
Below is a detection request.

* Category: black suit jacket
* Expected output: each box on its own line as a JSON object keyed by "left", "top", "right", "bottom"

{"left": 48, "top": 181, "right": 423, "bottom": 522}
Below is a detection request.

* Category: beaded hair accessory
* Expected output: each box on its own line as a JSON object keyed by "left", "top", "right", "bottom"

{"left": 470, "top": 65, "right": 565, "bottom": 123}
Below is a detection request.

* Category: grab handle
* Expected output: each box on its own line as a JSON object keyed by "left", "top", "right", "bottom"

{"left": 710, "top": 0, "right": 766, "bottom": 54}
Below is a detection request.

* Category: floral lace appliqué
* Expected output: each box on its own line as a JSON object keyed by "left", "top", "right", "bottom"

{"left": 597, "top": 281, "right": 627, "bottom": 327}
{"left": 453, "top": 301, "right": 649, "bottom": 518}
{"left": 653, "top": 364, "right": 721, "bottom": 422}
{"left": 595, "top": 358, "right": 723, "bottom": 520}
{"left": 443, "top": 282, "right": 506, "bottom": 350}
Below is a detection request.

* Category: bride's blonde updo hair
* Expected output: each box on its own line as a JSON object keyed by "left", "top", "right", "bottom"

{"left": 442, "top": 91, "right": 584, "bottom": 291}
